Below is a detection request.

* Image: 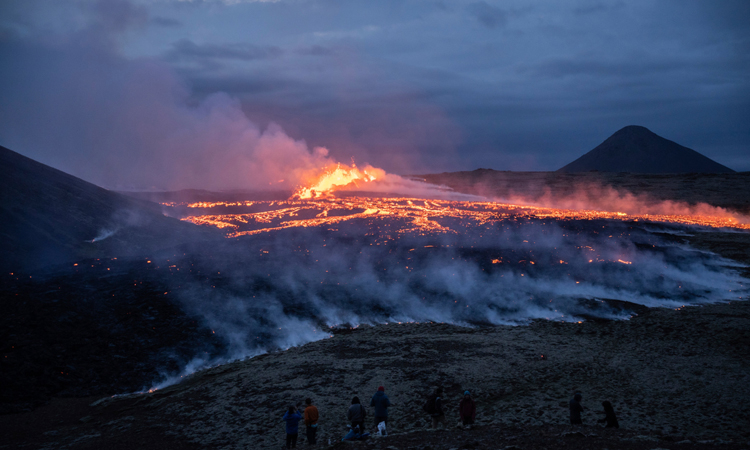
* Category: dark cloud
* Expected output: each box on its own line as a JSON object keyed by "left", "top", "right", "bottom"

{"left": 1, "top": 0, "right": 749, "bottom": 183}
{"left": 296, "top": 45, "right": 337, "bottom": 56}
{"left": 467, "top": 1, "right": 508, "bottom": 29}
{"left": 525, "top": 57, "right": 701, "bottom": 79}
{"left": 571, "top": 1, "right": 625, "bottom": 15}
{"left": 165, "top": 39, "right": 283, "bottom": 63}
{"left": 90, "top": 0, "right": 147, "bottom": 33}
{"left": 186, "top": 74, "right": 294, "bottom": 97}
{"left": 151, "top": 16, "right": 182, "bottom": 28}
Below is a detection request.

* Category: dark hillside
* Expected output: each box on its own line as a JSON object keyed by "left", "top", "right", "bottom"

{"left": 558, "top": 126, "right": 735, "bottom": 173}
{"left": 0, "top": 145, "right": 214, "bottom": 272}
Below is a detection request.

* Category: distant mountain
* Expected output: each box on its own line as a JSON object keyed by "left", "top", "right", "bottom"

{"left": 0, "top": 145, "right": 214, "bottom": 272}
{"left": 558, "top": 126, "right": 735, "bottom": 173}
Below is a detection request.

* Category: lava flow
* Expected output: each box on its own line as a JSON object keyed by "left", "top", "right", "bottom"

{"left": 172, "top": 197, "right": 750, "bottom": 238}
{"left": 163, "top": 161, "right": 750, "bottom": 236}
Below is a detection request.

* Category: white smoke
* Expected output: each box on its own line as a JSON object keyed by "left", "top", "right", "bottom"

{"left": 145, "top": 217, "right": 748, "bottom": 390}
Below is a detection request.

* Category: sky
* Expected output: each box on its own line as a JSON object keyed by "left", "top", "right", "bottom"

{"left": 1, "top": 0, "right": 748, "bottom": 190}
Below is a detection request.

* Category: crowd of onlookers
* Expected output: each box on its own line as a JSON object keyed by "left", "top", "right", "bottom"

{"left": 281, "top": 387, "right": 618, "bottom": 448}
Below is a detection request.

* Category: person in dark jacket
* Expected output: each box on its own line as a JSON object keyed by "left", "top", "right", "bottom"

{"left": 569, "top": 392, "right": 584, "bottom": 425}
{"left": 430, "top": 387, "right": 446, "bottom": 429}
{"left": 370, "top": 386, "right": 391, "bottom": 430}
{"left": 597, "top": 401, "right": 619, "bottom": 428}
{"left": 458, "top": 390, "right": 476, "bottom": 427}
{"left": 303, "top": 397, "right": 319, "bottom": 445}
{"left": 347, "top": 396, "right": 367, "bottom": 434}
{"left": 283, "top": 405, "right": 303, "bottom": 449}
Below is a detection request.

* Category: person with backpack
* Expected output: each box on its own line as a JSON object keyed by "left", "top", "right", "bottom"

{"left": 282, "top": 405, "right": 303, "bottom": 449}
{"left": 347, "top": 396, "right": 367, "bottom": 435}
{"left": 303, "top": 397, "right": 319, "bottom": 445}
{"left": 370, "top": 386, "right": 391, "bottom": 433}
{"left": 458, "top": 390, "right": 476, "bottom": 428}
{"left": 424, "top": 387, "right": 446, "bottom": 429}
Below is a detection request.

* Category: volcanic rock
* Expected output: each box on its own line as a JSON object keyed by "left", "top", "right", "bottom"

{"left": 3, "top": 299, "right": 749, "bottom": 449}
{"left": 558, "top": 125, "right": 735, "bottom": 173}
{"left": 0, "top": 145, "right": 215, "bottom": 272}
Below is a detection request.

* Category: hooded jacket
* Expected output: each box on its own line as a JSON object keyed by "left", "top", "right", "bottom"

{"left": 283, "top": 411, "right": 303, "bottom": 434}
{"left": 348, "top": 403, "right": 367, "bottom": 422}
{"left": 370, "top": 391, "right": 391, "bottom": 417}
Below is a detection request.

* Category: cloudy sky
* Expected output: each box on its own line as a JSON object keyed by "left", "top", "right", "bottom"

{"left": 1, "top": 0, "right": 748, "bottom": 190}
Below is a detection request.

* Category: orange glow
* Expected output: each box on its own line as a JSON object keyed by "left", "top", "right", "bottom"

{"left": 170, "top": 196, "right": 750, "bottom": 238}
{"left": 293, "top": 163, "right": 380, "bottom": 199}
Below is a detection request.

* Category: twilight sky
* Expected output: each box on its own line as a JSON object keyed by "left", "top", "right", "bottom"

{"left": 1, "top": 0, "right": 748, "bottom": 190}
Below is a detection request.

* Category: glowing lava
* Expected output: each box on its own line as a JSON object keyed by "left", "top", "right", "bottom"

{"left": 293, "top": 163, "right": 382, "bottom": 199}
{"left": 171, "top": 196, "right": 750, "bottom": 238}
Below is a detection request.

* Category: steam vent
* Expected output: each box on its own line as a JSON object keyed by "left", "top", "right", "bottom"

{"left": 558, "top": 125, "right": 735, "bottom": 173}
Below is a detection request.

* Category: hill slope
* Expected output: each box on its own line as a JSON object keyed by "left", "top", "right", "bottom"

{"left": 558, "top": 126, "right": 735, "bottom": 173}
{"left": 0, "top": 145, "right": 212, "bottom": 272}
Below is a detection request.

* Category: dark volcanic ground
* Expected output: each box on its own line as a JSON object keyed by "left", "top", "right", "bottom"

{"left": 1, "top": 300, "right": 749, "bottom": 450}
{"left": 0, "top": 257, "right": 226, "bottom": 413}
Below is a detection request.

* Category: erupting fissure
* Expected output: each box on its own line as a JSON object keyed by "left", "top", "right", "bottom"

{"left": 293, "top": 163, "right": 380, "bottom": 199}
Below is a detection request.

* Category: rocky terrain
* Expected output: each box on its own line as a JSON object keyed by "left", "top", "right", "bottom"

{"left": 1, "top": 296, "right": 749, "bottom": 450}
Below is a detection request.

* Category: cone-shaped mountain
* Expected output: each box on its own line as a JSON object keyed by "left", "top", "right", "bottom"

{"left": 558, "top": 126, "right": 735, "bottom": 173}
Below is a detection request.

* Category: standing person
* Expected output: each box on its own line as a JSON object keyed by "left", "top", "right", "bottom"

{"left": 370, "top": 386, "right": 391, "bottom": 433}
{"left": 426, "top": 387, "right": 446, "bottom": 429}
{"left": 569, "top": 392, "right": 584, "bottom": 425}
{"left": 283, "top": 405, "right": 303, "bottom": 449}
{"left": 458, "top": 391, "right": 476, "bottom": 428}
{"left": 597, "top": 401, "right": 619, "bottom": 428}
{"left": 347, "top": 396, "right": 367, "bottom": 434}
{"left": 303, "top": 397, "right": 319, "bottom": 445}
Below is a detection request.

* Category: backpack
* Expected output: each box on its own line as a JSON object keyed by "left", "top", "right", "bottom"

{"left": 422, "top": 394, "right": 437, "bottom": 414}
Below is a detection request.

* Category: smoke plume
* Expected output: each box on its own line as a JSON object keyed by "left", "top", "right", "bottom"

{"left": 147, "top": 214, "right": 747, "bottom": 389}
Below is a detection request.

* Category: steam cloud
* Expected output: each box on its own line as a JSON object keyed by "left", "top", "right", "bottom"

{"left": 492, "top": 183, "right": 750, "bottom": 225}
{"left": 150, "top": 216, "right": 747, "bottom": 388}
{"left": 0, "top": 2, "right": 386, "bottom": 193}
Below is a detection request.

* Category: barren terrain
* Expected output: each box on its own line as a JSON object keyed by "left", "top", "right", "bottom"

{"left": 2, "top": 298, "right": 749, "bottom": 450}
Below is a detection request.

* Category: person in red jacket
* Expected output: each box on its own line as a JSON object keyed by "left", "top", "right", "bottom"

{"left": 458, "top": 391, "right": 476, "bottom": 428}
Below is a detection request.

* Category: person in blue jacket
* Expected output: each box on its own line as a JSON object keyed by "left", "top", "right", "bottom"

{"left": 283, "top": 405, "right": 303, "bottom": 449}
{"left": 370, "top": 386, "right": 391, "bottom": 432}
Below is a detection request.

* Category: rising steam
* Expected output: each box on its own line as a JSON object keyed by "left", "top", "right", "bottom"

{"left": 492, "top": 183, "right": 750, "bottom": 226}
{"left": 146, "top": 212, "right": 748, "bottom": 390}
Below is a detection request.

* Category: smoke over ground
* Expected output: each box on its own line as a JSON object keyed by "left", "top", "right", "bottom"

{"left": 422, "top": 172, "right": 750, "bottom": 225}
{"left": 494, "top": 183, "right": 750, "bottom": 225}
{"left": 150, "top": 214, "right": 747, "bottom": 388}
